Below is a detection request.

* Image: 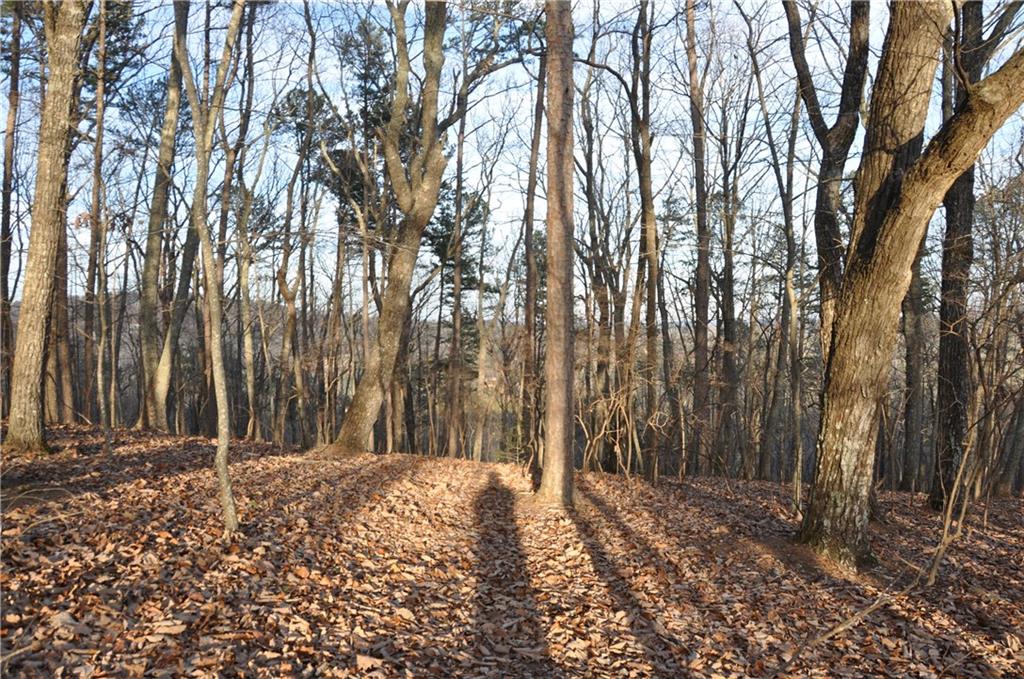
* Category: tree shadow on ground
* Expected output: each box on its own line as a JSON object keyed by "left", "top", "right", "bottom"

{"left": 0, "top": 452, "right": 430, "bottom": 676}
{"left": 640, "top": 477, "right": 1005, "bottom": 676}
{"left": 470, "top": 472, "right": 560, "bottom": 677}
{"left": 1, "top": 426, "right": 298, "bottom": 503}
{"left": 568, "top": 485, "right": 688, "bottom": 675}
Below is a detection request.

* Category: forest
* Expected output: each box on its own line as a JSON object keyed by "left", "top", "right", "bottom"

{"left": 1, "top": 0, "right": 1023, "bottom": 676}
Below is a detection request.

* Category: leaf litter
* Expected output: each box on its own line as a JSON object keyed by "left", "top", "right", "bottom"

{"left": 1, "top": 426, "right": 1021, "bottom": 677}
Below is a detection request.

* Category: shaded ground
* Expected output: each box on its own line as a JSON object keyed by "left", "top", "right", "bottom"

{"left": 2, "top": 426, "right": 1021, "bottom": 677}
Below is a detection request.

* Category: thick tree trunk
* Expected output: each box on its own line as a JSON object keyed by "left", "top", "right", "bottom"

{"left": 800, "top": 2, "right": 1024, "bottom": 567}
{"left": 536, "top": 0, "right": 575, "bottom": 507}
{"left": 333, "top": 213, "right": 434, "bottom": 453}
{"left": 5, "top": 0, "right": 87, "bottom": 453}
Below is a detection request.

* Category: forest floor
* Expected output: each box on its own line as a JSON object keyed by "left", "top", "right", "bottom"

{"left": 1, "top": 427, "right": 1022, "bottom": 678}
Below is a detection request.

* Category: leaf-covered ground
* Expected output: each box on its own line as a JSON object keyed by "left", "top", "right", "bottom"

{"left": 2, "top": 427, "right": 1022, "bottom": 677}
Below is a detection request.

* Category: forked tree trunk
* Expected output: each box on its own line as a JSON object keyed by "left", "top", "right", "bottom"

{"left": 5, "top": 0, "right": 88, "bottom": 453}
{"left": 800, "top": 1, "right": 1024, "bottom": 567}
{"left": 330, "top": 1, "right": 449, "bottom": 456}
{"left": 174, "top": 0, "right": 246, "bottom": 537}
{"left": 139, "top": 3, "right": 189, "bottom": 431}
{"left": 783, "top": 0, "right": 869, "bottom": 359}
{"left": 536, "top": 0, "right": 575, "bottom": 507}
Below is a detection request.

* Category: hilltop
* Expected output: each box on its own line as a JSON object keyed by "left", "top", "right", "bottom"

{"left": 2, "top": 427, "right": 1021, "bottom": 677}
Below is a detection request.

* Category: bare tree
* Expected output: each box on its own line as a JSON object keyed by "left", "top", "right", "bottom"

{"left": 329, "top": 0, "right": 517, "bottom": 455}
{"left": 685, "top": 0, "right": 711, "bottom": 476}
{"left": 174, "top": 0, "right": 248, "bottom": 537}
{"left": 0, "top": 1, "right": 22, "bottom": 418}
{"left": 930, "top": 0, "right": 1022, "bottom": 511}
{"left": 783, "top": 0, "right": 869, "bottom": 357}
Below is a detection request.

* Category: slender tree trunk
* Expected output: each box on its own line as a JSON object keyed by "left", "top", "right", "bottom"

{"left": 742, "top": 14, "right": 802, "bottom": 484}
{"left": 521, "top": 53, "right": 545, "bottom": 471}
{"left": 685, "top": 0, "right": 710, "bottom": 476}
{"left": 47, "top": 215, "right": 75, "bottom": 423}
{"left": 92, "top": 0, "right": 110, "bottom": 448}
{"left": 446, "top": 112, "right": 468, "bottom": 458}
{"left": 5, "top": 0, "right": 87, "bottom": 453}
{"left": 174, "top": 0, "right": 247, "bottom": 537}
{"left": 900, "top": 236, "right": 928, "bottom": 491}
{"left": 719, "top": 194, "right": 740, "bottom": 473}
{"left": 626, "top": 1, "right": 661, "bottom": 480}
{"left": 273, "top": 98, "right": 310, "bottom": 444}
{"left": 536, "top": 0, "right": 575, "bottom": 507}
{"left": 0, "top": 2, "right": 22, "bottom": 417}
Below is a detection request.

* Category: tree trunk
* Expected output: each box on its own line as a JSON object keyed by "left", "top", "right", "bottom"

{"left": 685, "top": 0, "right": 710, "bottom": 476}
{"left": 138, "top": 4, "right": 186, "bottom": 431}
{"left": 900, "top": 236, "right": 928, "bottom": 491}
{"left": 521, "top": 53, "right": 545, "bottom": 471}
{"left": 741, "top": 14, "right": 802, "bottom": 485}
{"left": 536, "top": 0, "right": 575, "bottom": 507}
{"left": 46, "top": 218, "right": 75, "bottom": 424}
{"left": 0, "top": 2, "right": 22, "bottom": 417}
{"left": 174, "top": 0, "right": 246, "bottom": 537}
{"left": 930, "top": 2, "right": 996, "bottom": 511}
{"left": 446, "top": 112, "right": 468, "bottom": 458}
{"left": 330, "top": 1, "right": 449, "bottom": 456}
{"left": 784, "top": 1, "right": 869, "bottom": 358}
{"left": 5, "top": 0, "right": 87, "bottom": 453}
{"left": 800, "top": 2, "right": 1024, "bottom": 567}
